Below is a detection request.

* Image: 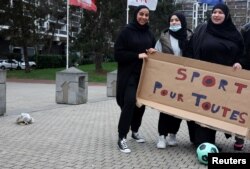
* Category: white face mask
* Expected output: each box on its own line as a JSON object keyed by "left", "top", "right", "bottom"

{"left": 169, "top": 25, "right": 182, "bottom": 32}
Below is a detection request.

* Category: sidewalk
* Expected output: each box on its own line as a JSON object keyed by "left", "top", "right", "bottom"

{"left": 0, "top": 82, "right": 249, "bottom": 169}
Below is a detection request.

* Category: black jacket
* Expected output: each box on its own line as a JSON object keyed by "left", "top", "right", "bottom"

{"left": 241, "top": 23, "right": 250, "bottom": 70}
{"left": 114, "top": 24, "right": 156, "bottom": 107}
{"left": 187, "top": 23, "right": 244, "bottom": 66}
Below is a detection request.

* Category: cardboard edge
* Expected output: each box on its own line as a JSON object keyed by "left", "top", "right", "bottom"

{"left": 137, "top": 98, "right": 250, "bottom": 139}
{"left": 136, "top": 58, "right": 147, "bottom": 108}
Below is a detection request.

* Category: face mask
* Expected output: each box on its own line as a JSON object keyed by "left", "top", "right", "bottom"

{"left": 169, "top": 25, "right": 182, "bottom": 32}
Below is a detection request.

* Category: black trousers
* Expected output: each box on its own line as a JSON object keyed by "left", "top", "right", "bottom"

{"left": 158, "top": 113, "right": 181, "bottom": 136}
{"left": 187, "top": 121, "right": 197, "bottom": 143}
{"left": 118, "top": 79, "right": 145, "bottom": 139}
{"left": 194, "top": 124, "right": 216, "bottom": 147}
{"left": 158, "top": 113, "right": 197, "bottom": 143}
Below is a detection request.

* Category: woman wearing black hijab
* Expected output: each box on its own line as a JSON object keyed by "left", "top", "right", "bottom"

{"left": 187, "top": 3, "right": 245, "bottom": 150}
{"left": 114, "top": 5, "right": 156, "bottom": 153}
{"left": 155, "top": 12, "right": 195, "bottom": 149}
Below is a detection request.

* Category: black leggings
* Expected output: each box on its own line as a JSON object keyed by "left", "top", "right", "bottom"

{"left": 158, "top": 113, "right": 181, "bottom": 136}
{"left": 118, "top": 79, "right": 145, "bottom": 139}
{"left": 194, "top": 124, "right": 216, "bottom": 147}
{"left": 158, "top": 113, "right": 196, "bottom": 143}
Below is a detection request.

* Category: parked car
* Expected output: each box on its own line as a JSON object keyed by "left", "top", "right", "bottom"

{"left": 0, "top": 59, "right": 19, "bottom": 70}
{"left": 14, "top": 59, "right": 36, "bottom": 70}
{"left": 0, "top": 59, "right": 36, "bottom": 70}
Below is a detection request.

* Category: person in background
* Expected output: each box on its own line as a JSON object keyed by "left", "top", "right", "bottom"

{"left": 154, "top": 12, "right": 196, "bottom": 149}
{"left": 240, "top": 22, "right": 250, "bottom": 70}
{"left": 114, "top": 5, "right": 156, "bottom": 153}
{"left": 186, "top": 3, "right": 245, "bottom": 151}
{"left": 224, "top": 133, "right": 245, "bottom": 151}
{"left": 233, "top": 136, "right": 244, "bottom": 151}
{"left": 223, "top": 22, "right": 250, "bottom": 151}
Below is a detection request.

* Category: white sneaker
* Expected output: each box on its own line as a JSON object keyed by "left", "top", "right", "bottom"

{"left": 132, "top": 132, "right": 145, "bottom": 143}
{"left": 157, "top": 135, "right": 167, "bottom": 149}
{"left": 168, "top": 134, "right": 177, "bottom": 146}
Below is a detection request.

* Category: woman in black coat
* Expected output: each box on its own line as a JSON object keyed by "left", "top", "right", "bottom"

{"left": 187, "top": 3, "right": 244, "bottom": 150}
{"left": 114, "top": 5, "right": 156, "bottom": 153}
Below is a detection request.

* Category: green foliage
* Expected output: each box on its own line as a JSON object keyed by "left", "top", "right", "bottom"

{"left": 39, "top": 0, "right": 67, "bottom": 54}
{"left": 75, "top": 0, "right": 180, "bottom": 56}
{"left": 7, "top": 62, "right": 118, "bottom": 83}
{"left": 150, "top": 0, "right": 181, "bottom": 38}
{"left": 1, "top": 0, "right": 179, "bottom": 72}
{"left": 1, "top": 1, "right": 37, "bottom": 45}
{"left": 0, "top": 52, "right": 21, "bottom": 60}
{"left": 0, "top": 0, "right": 10, "bottom": 27}
{"left": 74, "top": 0, "right": 126, "bottom": 72}
{"left": 69, "top": 52, "right": 80, "bottom": 67}
{"left": 7, "top": 67, "right": 63, "bottom": 80}
{"left": 36, "top": 54, "right": 66, "bottom": 68}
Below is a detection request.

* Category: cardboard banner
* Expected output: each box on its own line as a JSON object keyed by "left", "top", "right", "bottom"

{"left": 136, "top": 52, "right": 250, "bottom": 139}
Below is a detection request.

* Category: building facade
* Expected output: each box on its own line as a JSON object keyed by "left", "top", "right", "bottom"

{"left": 0, "top": 0, "right": 82, "bottom": 58}
{"left": 177, "top": 0, "right": 250, "bottom": 30}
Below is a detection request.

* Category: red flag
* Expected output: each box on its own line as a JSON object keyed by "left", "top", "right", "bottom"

{"left": 69, "top": 0, "right": 97, "bottom": 12}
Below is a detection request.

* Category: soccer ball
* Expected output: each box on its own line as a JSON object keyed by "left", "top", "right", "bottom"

{"left": 196, "top": 142, "right": 219, "bottom": 165}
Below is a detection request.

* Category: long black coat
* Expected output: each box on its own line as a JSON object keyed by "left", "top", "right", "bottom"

{"left": 241, "top": 23, "right": 250, "bottom": 70}
{"left": 187, "top": 23, "right": 244, "bottom": 66}
{"left": 114, "top": 23, "right": 156, "bottom": 107}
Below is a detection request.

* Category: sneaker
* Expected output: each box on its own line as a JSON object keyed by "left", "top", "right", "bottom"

{"left": 168, "top": 134, "right": 177, "bottom": 146}
{"left": 131, "top": 132, "right": 145, "bottom": 143}
{"left": 234, "top": 143, "right": 243, "bottom": 151}
{"left": 118, "top": 138, "right": 131, "bottom": 153}
{"left": 157, "top": 135, "right": 167, "bottom": 149}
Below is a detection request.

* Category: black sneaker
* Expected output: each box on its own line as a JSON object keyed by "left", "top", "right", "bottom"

{"left": 118, "top": 138, "right": 131, "bottom": 153}
{"left": 131, "top": 132, "right": 145, "bottom": 143}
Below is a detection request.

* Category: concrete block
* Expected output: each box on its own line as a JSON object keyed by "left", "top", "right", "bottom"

{"left": 0, "top": 70, "right": 6, "bottom": 116}
{"left": 0, "top": 70, "right": 6, "bottom": 84}
{"left": 107, "top": 70, "right": 117, "bottom": 97}
{"left": 56, "top": 67, "right": 88, "bottom": 105}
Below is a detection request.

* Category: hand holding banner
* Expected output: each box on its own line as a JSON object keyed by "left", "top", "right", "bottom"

{"left": 136, "top": 52, "right": 250, "bottom": 139}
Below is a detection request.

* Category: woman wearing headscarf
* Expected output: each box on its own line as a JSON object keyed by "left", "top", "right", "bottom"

{"left": 187, "top": 3, "right": 245, "bottom": 150}
{"left": 155, "top": 12, "right": 195, "bottom": 149}
{"left": 114, "top": 5, "right": 156, "bottom": 153}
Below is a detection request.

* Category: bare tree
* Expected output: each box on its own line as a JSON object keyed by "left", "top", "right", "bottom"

{"left": 0, "top": 0, "right": 39, "bottom": 72}
{"left": 76, "top": 0, "right": 126, "bottom": 73}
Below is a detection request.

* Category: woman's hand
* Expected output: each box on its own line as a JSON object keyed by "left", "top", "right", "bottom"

{"left": 138, "top": 53, "right": 148, "bottom": 59}
{"left": 146, "top": 48, "right": 157, "bottom": 54}
{"left": 233, "top": 62, "right": 242, "bottom": 71}
{"left": 138, "top": 48, "right": 157, "bottom": 59}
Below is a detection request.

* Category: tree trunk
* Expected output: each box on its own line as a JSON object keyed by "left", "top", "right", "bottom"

{"left": 23, "top": 45, "right": 30, "bottom": 72}
{"left": 94, "top": 53, "right": 103, "bottom": 73}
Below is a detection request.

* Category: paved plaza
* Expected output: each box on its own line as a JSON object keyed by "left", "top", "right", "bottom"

{"left": 0, "top": 82, "right": 249, "bottom": 169}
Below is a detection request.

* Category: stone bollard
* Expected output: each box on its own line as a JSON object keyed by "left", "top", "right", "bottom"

{"left": 56, "top": 67, "right": 88, "bottom": 104}
{"left": 0, "top": 70, "right": 6, "bottom": 116}
{"left": 107, "top": 70, "right": 117, "bottom": 97}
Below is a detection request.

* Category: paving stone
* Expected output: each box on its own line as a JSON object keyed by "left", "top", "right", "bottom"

{"left": 0, "top": 82, "right": 249, "bottom": 169}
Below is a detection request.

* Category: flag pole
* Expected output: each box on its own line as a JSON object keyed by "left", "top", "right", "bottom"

{"left": 66, "top": 0, "right": 69, "bottom": 69}
{"left": 126, "top": 2, "right": 129, "bottom": 24}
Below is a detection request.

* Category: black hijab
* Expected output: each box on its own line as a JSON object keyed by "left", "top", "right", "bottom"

{"left": 206, "top": 3, "right": 243, "bottom": 46}
{"left": 168, "top": 12, "right": 188, "bottom": 52}
{"left": 128, "top": 5, "right": 150, "bottom": 31}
